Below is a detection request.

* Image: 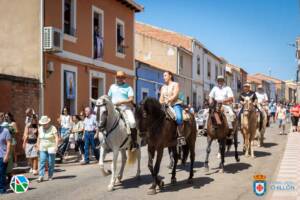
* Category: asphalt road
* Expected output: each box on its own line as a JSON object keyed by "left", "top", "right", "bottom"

{"left": 2, "top": 123, "right": 288, "bottom": 200}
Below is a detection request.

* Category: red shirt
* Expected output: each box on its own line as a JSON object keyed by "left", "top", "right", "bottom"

{"left": 291, "top": 105, "right": 300, "bottom": 117}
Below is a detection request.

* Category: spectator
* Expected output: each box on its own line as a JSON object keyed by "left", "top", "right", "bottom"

{"left": 4, "top": 112, "right": 18, "bottom": 175}
{"left": 0, "top": 112, "right": 11, "bottom": 194}
{"left": 81, "top": 107, "right": 99, "bottom": 165}
{"left": 276, "top": 104, "right": 287, "bottom": 135}
{"left": 25, "top": 108, "right": 36, "bottom": 126}
{"left": 71, "top": 115, "right": 84, "bottom": 162}
{"left": 269, "top": 101, "right": 277, "bottom": 123}
{"left": 37, "top": 116, "right": 59, "bottom": 182}
{"left": 57, "top": 107, "right": 72, "bottom": 159}
{"left": 291, "top": 104, "right": 300, "bottom": 132}
{"left": 23, "top": 114, "right": 39, "bottom": 175}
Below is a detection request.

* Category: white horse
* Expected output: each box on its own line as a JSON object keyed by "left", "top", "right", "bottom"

{"left": 92, "top": 95, "right": 141, "bottom": 191}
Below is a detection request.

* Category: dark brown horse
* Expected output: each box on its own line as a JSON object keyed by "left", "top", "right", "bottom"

{"left": 204, "top": 101, "right": 240, "bottom": 173}
{"left": 136, "top": 97, "right": 197, "bottom": 195}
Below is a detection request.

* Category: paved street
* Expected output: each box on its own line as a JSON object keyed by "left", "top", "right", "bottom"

{"left": 3, "top": 124, "right": 292, "bottom": 200}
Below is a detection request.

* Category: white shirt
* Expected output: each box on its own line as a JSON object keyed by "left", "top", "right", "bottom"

{"left": 60, "top": 115, "right": 71, "bottom": 129}
{"left": 209, "top": 86, "right": 234, "bottom": 102}
{"left": 83, "top": 114, "right": 97, "bottom": 132}
{"left": 256, "top": 92, "right": 268, "bottom": 104}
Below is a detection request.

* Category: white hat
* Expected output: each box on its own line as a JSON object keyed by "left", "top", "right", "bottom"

{"left": 39, "top": 115, "right": 51, "bottom": 125}
{"left": 217, "top": 75, "right": 225, "bottom": 81}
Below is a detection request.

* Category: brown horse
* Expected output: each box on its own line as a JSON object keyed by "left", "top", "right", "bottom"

{"left": 204, "top": 101, "right": 240, "bottom": 173}
{"left": 240, "top": 96, "right": 257, "bottom": 157}
{"left": 136, "top": 97, "right": 197, "bottom": 195}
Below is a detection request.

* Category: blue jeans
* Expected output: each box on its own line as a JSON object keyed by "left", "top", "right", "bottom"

{"left": 0, "top": 158, "right": 7, "bottom": 194}
{"left": 173, "top": 104, "right": 183, "bottom": 125}
{"left": 84, "top": 131, "right": 99, "bottom": 163}
{"left": 60, "top": 128, "right": 70, "bottom": 139}
{"left": 39, "top": 151, "right": 55, "bottom": 177}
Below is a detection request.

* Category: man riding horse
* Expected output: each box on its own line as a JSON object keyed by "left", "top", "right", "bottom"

{"left": 239, "top": 82, "right": 257, "bottom": 115}
{"left": 208, "top": 75, "right": 235, "bottom": 130}
{"left": 107, "top": 71, "right": 139, "bottom": 151}
{"left": 159, "top": 71, "right": 186, "bottom": 145}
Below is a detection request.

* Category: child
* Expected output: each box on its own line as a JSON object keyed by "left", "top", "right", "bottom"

{"left": 276, "top": 104, "right": 287, "bottom": 134}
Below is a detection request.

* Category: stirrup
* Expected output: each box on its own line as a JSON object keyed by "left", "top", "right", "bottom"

{"left": 177, "top": 136, "right": 186, "bottom": 146}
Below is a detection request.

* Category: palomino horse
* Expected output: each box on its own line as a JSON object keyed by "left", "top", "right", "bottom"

{"left": 136, "top": 97, "right": 197, "bottom": 195}
{"left": 204, "top": 101, "right": 240, "bottom": 173}
{"left": 255, "top": 103, "right": 268, "bottom": 147}
{"left": 92, "top": 95, "right": 141, "bottom": 191}
{"left": 240, "top": 96, "right": 257, "bottom": 157}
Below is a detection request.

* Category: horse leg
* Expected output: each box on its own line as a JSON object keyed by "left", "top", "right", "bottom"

{"left": 108, "top": 150, "right": 119, "bottom": 191}
{"left": 219, "top": 139, "right": 225, "bottom": 173}
{"left": 250, "top": 134, "right": 255, "bottom": 158}
{"left": 136, "top": 148, "right": 141, "bottom": 178}
{"left": 167, "top": 147, "right": 174, "bottom": 169}
{"left": 204, "top": 136, "right": 213, "bottom": 172}
{"left": 99, "top": 146, "right": 111, "bottom": 176}
{"left": 147, "top": 147, "right": 156, "bottom": 195}
{"left": 187, "top": 142, "right": 195, "bottom": 183}
{"left": 245, "top": 132, "right": 250, "bottom": 157}
{"left": 171, "top": 146, "right": 178, "bottom": 184}
{"left": 154, "top": 148, "right": 164, "bottom": 191}
{"left": 117, "top": 149, "right": 127, "bottom": 183}
{"left": 233, "top": 129, "right": 240, "bottom": 162}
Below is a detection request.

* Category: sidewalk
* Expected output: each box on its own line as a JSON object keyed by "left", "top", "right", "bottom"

{"left": 271, "top": 132, "right": 300, "bottom": 200}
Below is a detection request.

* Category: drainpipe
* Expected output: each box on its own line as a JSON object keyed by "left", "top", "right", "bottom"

{"left": 39, "top": 0, "right": 45, "bottom": 116}
{"left": 135, "top": 61, "right": 140, "bottom": 103}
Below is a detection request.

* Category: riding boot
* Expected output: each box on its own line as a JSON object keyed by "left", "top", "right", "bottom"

{"left": 177, "top": 125, "right": 186, "bottom": 146}
{"left": 130, "top": 128, "right": 139, "bottom": 152}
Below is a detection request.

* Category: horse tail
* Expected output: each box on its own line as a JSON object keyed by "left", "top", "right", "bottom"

{"left": 127, "top": 149, "right": 137, "bottom": 165}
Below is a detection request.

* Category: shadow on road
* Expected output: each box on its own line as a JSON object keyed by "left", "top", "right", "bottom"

{"left": 263, "top": 142, "right": 278, "bottom": 148}
{"left": 53, "top": 175, "right": 77, "bottom": 180}
{"left": 225, "top": 151, "right": 243, "bottom": 157}
{"left": 54, "top": 168, "right": 66, "bottom": 173}
{"left": 161, "top": 176, "right": 214, "bottom": 192}
{"left": 255, "top": 150, "right": 271, "bottom": 158}
{"left": 225, "top": 162, "right": 252, "bottom": 174}
{"left": 176, "top": 161, "right": 204, "bottom": 172}
{"left": 120, "top": 174, "right": 154, "bottom": 189}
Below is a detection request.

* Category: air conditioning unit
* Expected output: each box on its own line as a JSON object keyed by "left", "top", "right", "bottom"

{"left": 43, "top": 27, "right": 62, "bottom": 52}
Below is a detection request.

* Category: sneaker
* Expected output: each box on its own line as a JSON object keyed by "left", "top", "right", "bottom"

{"left": 37, "top": 176, "right": 44, "bottom": 183}
{"left": 131, "top": 143, "right": 139, "bottom": 152}
{"left": 48, "top": 176, "right": 53, "bottom": 181}
{"left": 80, "top": 161, "right": 89, "bottom": 165}
{"left": 32, "top": 170, "right": 38, "bottom": 176}
{"left": 29, "top": 168, "right": 33, "bottom": 173}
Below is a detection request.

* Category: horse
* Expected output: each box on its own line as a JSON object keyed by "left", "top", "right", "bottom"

{"left": 92, "top": 95, "right": 141, "bottom": 191}
{"left": 136, "top": 97, "right": 197, "bottom": 195}
{"left": 255, "top": 103, "right": 268, "bottom": 147}
{"left": 204, "top": 101, "right": 240, "bottom": 173}
{"left": 240, "top": 96, "right": 257, "bottom": 157}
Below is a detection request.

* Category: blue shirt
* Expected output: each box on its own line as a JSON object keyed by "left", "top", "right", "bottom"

{"left": 269, "top": 103, "right": 277, "bottom": 113}
{"left": 0, "top": 127, "right": 11, "bottom": 158}
{"left": 108, "top": 83, "right": 134, "bottom": 105}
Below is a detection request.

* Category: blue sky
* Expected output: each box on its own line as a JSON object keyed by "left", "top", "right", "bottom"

{"left": 135, "top": 0, "right": 300, "bottom": 80}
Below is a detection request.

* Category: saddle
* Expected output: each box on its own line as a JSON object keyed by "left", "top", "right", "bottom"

{"left": 162, "top": 105, "right": 190, "bottom": 122}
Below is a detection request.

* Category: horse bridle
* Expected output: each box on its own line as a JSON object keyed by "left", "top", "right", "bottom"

{"left": 95, "top": 100, "right": 121, "bottom": 137}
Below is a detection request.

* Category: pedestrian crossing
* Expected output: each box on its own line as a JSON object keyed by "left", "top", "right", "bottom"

{"left": 271, "top": 132, "right": 300, "bottom": 200}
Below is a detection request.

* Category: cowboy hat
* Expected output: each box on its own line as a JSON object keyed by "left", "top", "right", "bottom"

{"left": 116, "top": 71, "right": 126, "bottom": 78}
{"left": 217, "top": 75, "right": 225, "bottom": 81}
{"left": 39, "top": 115, "right": 51, "bottom": 125}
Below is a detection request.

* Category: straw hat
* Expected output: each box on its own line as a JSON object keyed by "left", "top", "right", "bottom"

{"left": 217, "top": 75, "right": 225, "bottom": 81}
{"left": 39, "top": 115, "right": 51, "bottom": 125}
{"left": 116, "top": 71, "right": 126, "bottom": 78}
{"left": 257, "top": 85, "right": 263, "bottom": 89}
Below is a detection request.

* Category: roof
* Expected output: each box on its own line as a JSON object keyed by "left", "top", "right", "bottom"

{"left": 252, "top": 73, "right": 283, "bottom": 83}
{"left": 136, "top": 22, "right": 193, "bottom": 52}
{"left": 247, "top": 75, "right": 262, "bottom": 84}
{"left": 226, "top": 63, "right": 247, "bottom": 74}
{"left": 120, "top": 0, "right": 143, "bottom": 12}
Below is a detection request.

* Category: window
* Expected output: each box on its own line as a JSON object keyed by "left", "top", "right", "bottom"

{"left": 93, "top": 6, "right": 104, "bottom": 59}
{"left": 141, "top": 88, "right": 149, "bottom": 100}
{"left": 207, "top": 61, "right": 211, "bottom": 79}
{"left": 89, "top": 70, "right": 105, "bottom": 106}
{"left": 197, "top": 56, "right": 200, "bottom": 75}
{"left": 179, "top": 55, "right": 184, "bottom": 70}
{"left": 64, "top": 0, "right": 76, "bottom": 36}
{"left": 215, "top": 64, "right": 218, "bottom": 81}
{"left": 116, "top": 18, "right": 125, "bottom": 56}
{"left": 193, "top": 92, "right": 197, "bottom": 108}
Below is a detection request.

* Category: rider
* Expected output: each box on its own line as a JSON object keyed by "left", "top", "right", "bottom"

{"left": 238, "top": 82, "right": 258, "bottom": 121}
{"left": 208, "top": 75, "right": 235, "bottom": 129}
{"left": 255, "top": 84, "right": 268, "bottom": 129}
{"left": 159, "top": 71, "right": 185, "bottom": 145}
{"left": 107, "top": 71, "right": 139, "bottom": 151}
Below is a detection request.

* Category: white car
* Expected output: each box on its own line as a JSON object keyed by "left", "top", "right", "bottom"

{"left": 195, "top": 108, "right": 209, "bottom": 136}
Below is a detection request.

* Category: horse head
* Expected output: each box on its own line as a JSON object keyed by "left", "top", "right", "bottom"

{"left": 92, "top": 95, "right": 114, "bottom": 132}
{"left": 243, "top": 95, "right": 255, "bottom": 116}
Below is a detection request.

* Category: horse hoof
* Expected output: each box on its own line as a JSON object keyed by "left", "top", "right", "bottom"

{"left": 158, "top": 181, "right": 164, "bottom": 189}
{"left": 147, "top": 189, "right": 156, "bottom": 195}
{"left": 235, "top": 157, "right": 240, "bottom": 162}
{"left": 171, "top": 178, "right": 177, "bottom": 185}
{"left": 108, "top": 185, "right": 114, "bottom": 192}
{"left": 187, "top": 178, "right": 193, "bottom": 184}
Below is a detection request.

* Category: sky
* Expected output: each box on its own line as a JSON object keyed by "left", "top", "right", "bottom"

{"left": 135, "top": 0, "right": 300, "bottom": 81}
